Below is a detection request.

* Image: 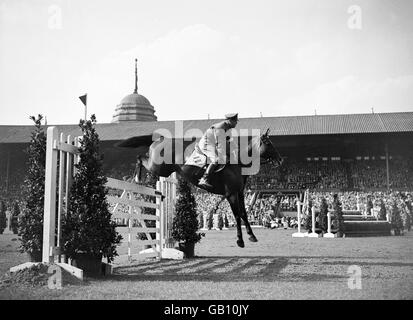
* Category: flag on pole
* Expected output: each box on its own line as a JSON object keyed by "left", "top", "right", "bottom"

{"left": 79, "top": 94, "right": 87, "bottom": 106}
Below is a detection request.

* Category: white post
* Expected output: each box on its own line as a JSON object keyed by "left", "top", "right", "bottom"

{"left": 324, "top": 211, "right": 335, "bottom": 238}
{"left": 65, "top": 135, "right": 73, "bottom": 219}
{"left": 292, "top": 201, "right": 306, "bottom": 237}
{"left": 312, "top": 208, "right": 315, "bottom": 233}
{"left": 56, "top": 132, "right": 65, "bottom": 262}
{"left": 156, "top": 180, "right": 163, "bottom": 259}
{"left": 308, "top": 206, "right": 320, "bottom": 237}
{"left": 128, "top": 192, "right": 132, "bottom": 262}
{"left": 328, "top": 212, "right": 331, "bottom": 233}
{"left": 170, "top": 172, "right": 177, "bottom": 246}
{"left": 159, "top": 177, "right": 166, "bottom": 246}
{"left": 43, "top": 127, "right": 59, "bottom": 263}
{"left": 165, "top": 177, "right": 171, "bottom": 247}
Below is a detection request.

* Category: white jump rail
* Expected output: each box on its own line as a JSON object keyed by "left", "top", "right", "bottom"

{"left": 106, "top": 177, "right": 164, "bottom": 261}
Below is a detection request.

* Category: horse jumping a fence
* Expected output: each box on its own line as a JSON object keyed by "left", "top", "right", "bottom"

{"left": 41, "top": 127, "right": 180, "bottom": 278}
{"left": 118, "top": 128, "right": 283, "bottom": 248}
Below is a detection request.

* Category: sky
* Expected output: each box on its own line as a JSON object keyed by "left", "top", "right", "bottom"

{"left": 0, "top": 0, "right": 412, "bottom": 125}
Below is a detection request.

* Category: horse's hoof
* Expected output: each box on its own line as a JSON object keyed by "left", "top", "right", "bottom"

{"left": 249, "top": 236, "right": 258, "bottom": 242}
{"left": 237, "top": 240, "right": 245, "bottom": 248}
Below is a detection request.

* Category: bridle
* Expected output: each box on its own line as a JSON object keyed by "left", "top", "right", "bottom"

{"left": 260, "top": 129, "right": 283, "bottom": 168}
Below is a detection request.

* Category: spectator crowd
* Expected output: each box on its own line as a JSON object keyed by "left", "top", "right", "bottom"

{"left": 193, "top": 189, "right": 412, "bottom": 232}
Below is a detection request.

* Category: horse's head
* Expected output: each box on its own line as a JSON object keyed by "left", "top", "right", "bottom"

{"left": 259, "top": 128, "right": 283, "bottom": 167}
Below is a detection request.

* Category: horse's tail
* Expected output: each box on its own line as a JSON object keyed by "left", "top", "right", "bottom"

{"left": 147, "top": 156, "right": 178, "bottom": 177}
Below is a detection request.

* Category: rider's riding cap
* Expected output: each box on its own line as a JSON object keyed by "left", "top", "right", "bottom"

{"left": 225, "top": 113, "right": 238, "bottom": 121}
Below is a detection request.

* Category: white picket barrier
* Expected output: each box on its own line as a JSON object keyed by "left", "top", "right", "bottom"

{"left": 42, "top": 126, "right": 83, "bottom": 278}
{"left": 106, "top": 176, "right": 182, "bottom": 261}
{"left": 36, "top": 126, "right": 182, "bottom": 279}
{"left": 106, "top": 177, "right": 165, "bottom": 261}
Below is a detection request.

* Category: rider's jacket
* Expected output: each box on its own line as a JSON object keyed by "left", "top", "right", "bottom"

{"left": 197, "top": 120, "right": 235, "bottom": 164}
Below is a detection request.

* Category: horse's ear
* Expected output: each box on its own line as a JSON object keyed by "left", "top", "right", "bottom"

{"left": 265, "top": 128, "right": 270, "bottom": 136}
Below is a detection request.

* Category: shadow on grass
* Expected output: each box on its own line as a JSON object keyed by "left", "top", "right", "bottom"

{"left": 319, "top": 261, "right": 413, "bottom": 267}
{"left": 105, "top": 254, "right": 413, "bottom": 283}
{"left": 108, "top": 255, "right": 351, "bottom": 283}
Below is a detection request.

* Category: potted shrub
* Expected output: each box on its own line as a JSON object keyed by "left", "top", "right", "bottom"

{"left": 318, "top": 198, "right": 329, "bottom": 233}
{"left": 303, "top": 201, "right": 313, "bottom": 232}
{"left": 405, "top": 200, "right": 412, "bottom": 232}
{"left": 62, "top": 115, "right": 122, "bottom": 275}
{"left": 332, "top": 194, "right": 345, "bottom": 237}
{"left": 171, "top": 178, "right": 204, "bottom": 258}
{"left": 18, "top": 115, "right": 46, "bottom": 262}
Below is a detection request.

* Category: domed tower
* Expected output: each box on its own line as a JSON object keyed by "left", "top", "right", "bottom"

{"left": 111, "top": 59, "right": 157, "bottom": 122}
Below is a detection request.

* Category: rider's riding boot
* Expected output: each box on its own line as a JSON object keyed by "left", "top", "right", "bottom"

{"left": 198, "top": 163, "right": 218, "bottom": 188}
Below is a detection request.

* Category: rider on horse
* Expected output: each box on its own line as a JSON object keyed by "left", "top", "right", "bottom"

{"left": 197, "top": 113, "right": 239, "bottom": 188}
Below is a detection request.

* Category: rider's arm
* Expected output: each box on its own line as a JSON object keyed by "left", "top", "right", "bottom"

{"left": 212, "top": 127, "right": 227, "bottom": 162}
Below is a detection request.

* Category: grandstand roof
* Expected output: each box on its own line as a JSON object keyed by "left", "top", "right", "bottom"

{"left": 1, "top": 111, "right": 412, "bottom": 144}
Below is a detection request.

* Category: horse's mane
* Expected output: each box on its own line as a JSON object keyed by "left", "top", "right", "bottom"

{"left": 233, "top": 134, "right": 262, "bottom": 168}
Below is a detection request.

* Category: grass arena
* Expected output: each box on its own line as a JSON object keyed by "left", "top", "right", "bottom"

{"left": 1, "top": 227, "right": 412, "bottom": 300}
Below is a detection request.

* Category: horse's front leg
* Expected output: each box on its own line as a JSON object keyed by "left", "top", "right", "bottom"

{"left": 227, "top": 193, "right": 244, "bottom": 248}
{"left": 239, "top": 192, "right": 258, "bottom": 243}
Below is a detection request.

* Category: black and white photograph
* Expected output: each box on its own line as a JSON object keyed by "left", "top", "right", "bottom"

{"left": 0, "top": 0, "right": 412, "bottom": 305}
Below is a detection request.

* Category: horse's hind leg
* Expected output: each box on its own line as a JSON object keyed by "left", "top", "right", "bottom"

{"left": 239, "top": 192, "right": 258, "bottom": 243}
{"left": 227, "top": 193, "right": 244, "bottom": 248}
